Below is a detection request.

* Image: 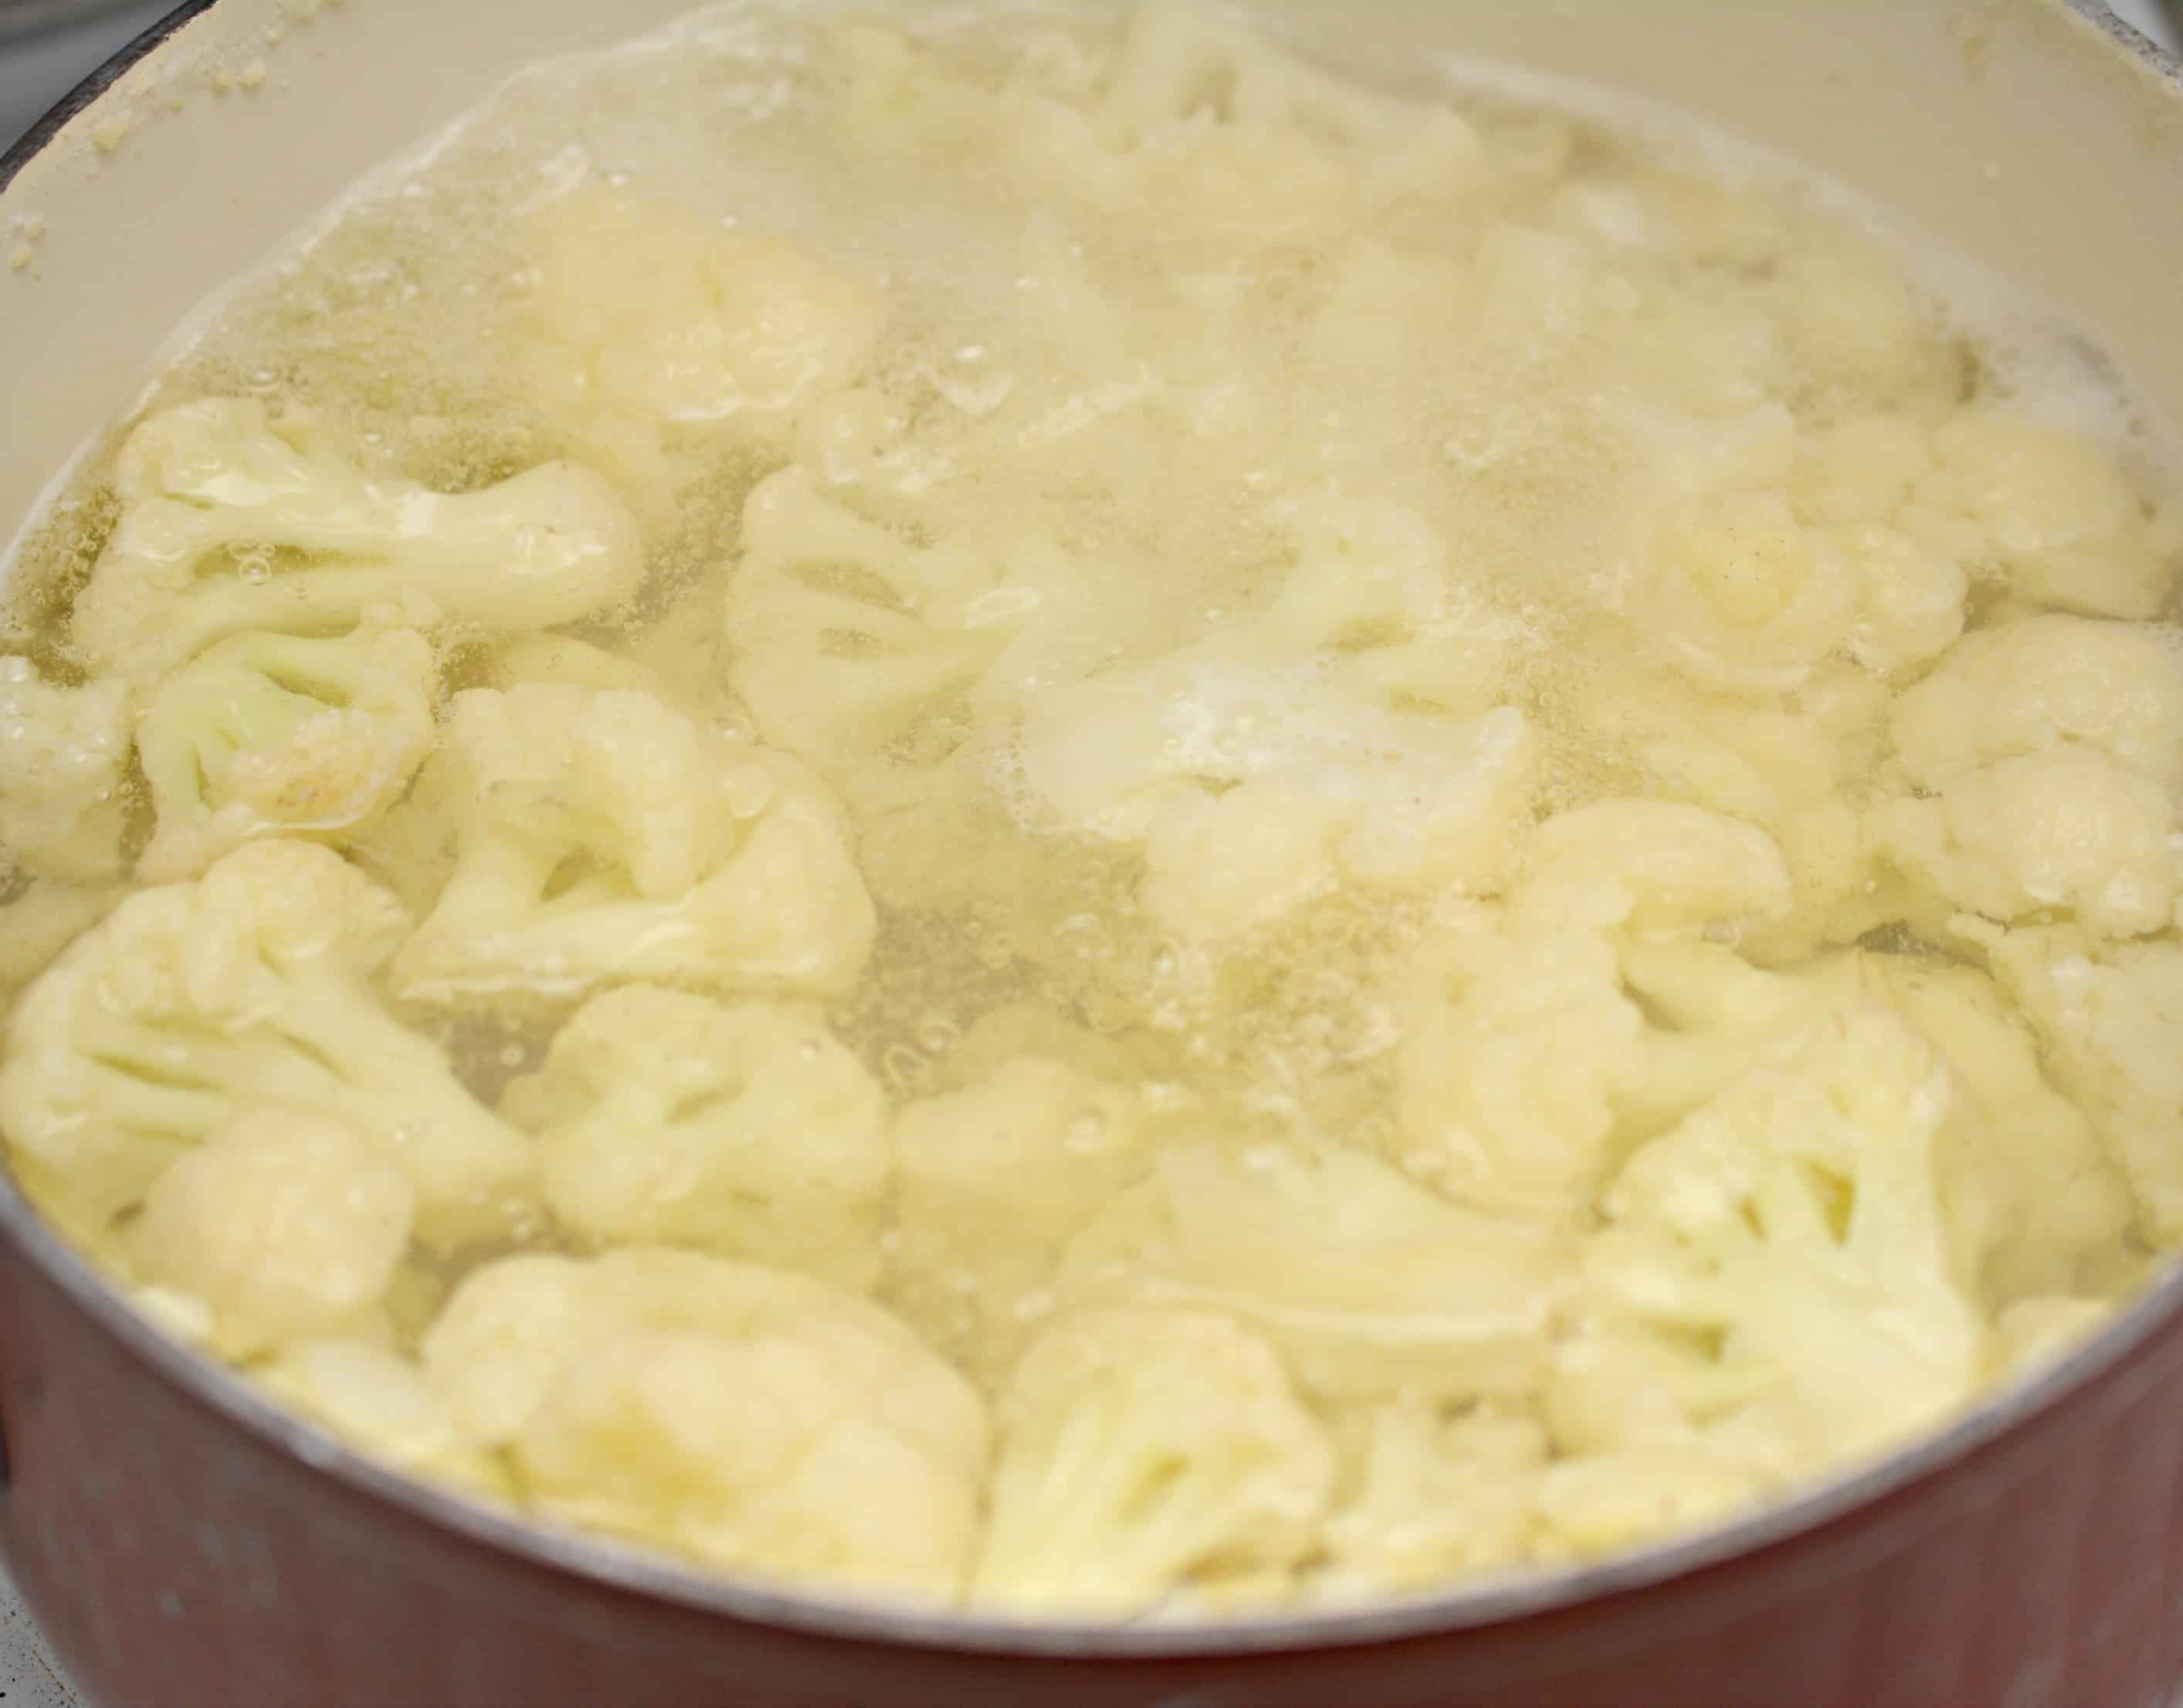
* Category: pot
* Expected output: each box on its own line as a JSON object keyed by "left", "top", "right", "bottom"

{"left": 4, "top": 2, "right": 2183, "bottom": 1704}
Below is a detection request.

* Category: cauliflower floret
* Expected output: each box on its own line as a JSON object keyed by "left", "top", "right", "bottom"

{"left": 0, "top": 658, "right": 131, "bottom": 881}
{"left": 391, "top": 684, "right": 876, "bottom": 1005}
{"left": 1016, "top": 495, "right": 1537, "bottom": 934}
{"left": 1830, "top": 521, "right": 1967, "bottom": 675}
{"left": 1914, "top": 412, "right": 2175, "bottom": 620}
{"left": 134, "top": 625, "right": 437, "bottom": 882}
{"left": 1771, "top": 232, "right": 1951, "bottom": 412}
{"left": 1391, "top": 926, "right": 1643, "bottom": 1218}
{"left": 1137, "top": 780, "right": 1341, "bottom": 941}
{"left": 1961, "top": 919, "right": 2183, "bottom": 1242}
{"left": 1060, "top": 1139, "right": 1565, "bottom": 1402}
{"left": 0, "top": 840, "right": 532, "bottom": 1243}
{"left": 514, "top": 187, "right": 883, "bottom": 510}
{"left": 1867, "top": 954, "right": 2134, "bottom": 1304}
{"left": 842, "top": 2, "right": 1480, "bottom": 246}
{"left": 1873, "top": 749, "right": 2179, "bottom": 938}
{"left": 1317, "top": 1399, "right": 1547, "bottom": 1597}
{"left": 256, "top": 1338, "right": 510, "bottom": 1503}
{"left": 1566, "top": 656, "right": 1903, "bottom": 958}
{"left": 73, "top": 398, "right": 643, "bottom": 683}
{"left": 500, "top": 985, "right": 888, "bottom": 1291}
{"left": 422, "top": 1249, "right": 989, "bottom": 1597}
{"left": 1890, "top": 615, "right": 2183, "bottom": 791}
{"left": 1622, "top": 490, "right": 1856, "bottom": 694}
{"left": 1791, "top": 412, "right": 1934, "bottom": 530}
{"left": 724, "top": 467, "right": 1052, "bottom": 785}
{"left": 1391, "top": 911, "right": 1859, "bottom": 1219}
{"left": 1577, "top": 1005, "right": 1985, "bottom": 1471}
{"left": 130, "top": 1110, "right": 415, "bottom": 1357}
{"left": 1033, "top": 665, "right": 1534, "bottom": 931}
{"left": 973, "top": 1308, "right": 1334, "bottom": 1615}
{"left": 1512, "top": 799, "right": 1792, "bottom": 939}
{"left": 889, "top": 1053, "right": 1168, "bottom": 1381}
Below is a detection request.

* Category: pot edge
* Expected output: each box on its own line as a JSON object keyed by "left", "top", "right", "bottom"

{"left": 2, "top": 0, "right": 2182, "bottom": 1666}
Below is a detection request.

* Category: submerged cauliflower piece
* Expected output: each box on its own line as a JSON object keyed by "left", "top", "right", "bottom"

{"left": 1016, "top": 493, "right": 1537, "bottom": 937}
{"left": 502, "top": 985, "right": 889, "bottom": 1290}
{"left": 975, "top": 1308, "right": 1334, "bottom": 1615}
{"left": 1512, "top": 798, "right": 1791, "bottom": 939}
{"left": 514, "top": 186, "right": 883, "bottom": 509}
{"left": 1390, "top": 910, "right": 1858, "bottom": 1221}
{"left": 134, "top": 625, "right": 438, "bottom": 882}
{"left": 1916, "top": 412, "right": 2178, "bottom": 621}
{"left": 0, "top": 839, "right": 532, "bottom": 1243}
{"left": 1567, "top": 656, "right": 1900, "bottom": 959}
{"left": 843, "top": 0, "right": 1482, "bottom": 245}
{"left": 257, "top": 1338, "right": 511, "bottom": 1503}
{"left": 1571, "top": 1005, "right": 1985, "bottom": 1475}
{"left": 1387, "top": 790, "right": 1849, "bottom": 1218}
{"left": 391, "top": 684, "right": 876, "bottom": 1005}
{"left": 889, "top": 1053, "right": 1169, "bottom": 1381}
{"left": 1873, "top": 748, "right": 2180, "bottom": 939}
{"left": 73, "top": 398, "right": 643, "bottom": 683}
{"left": 1622, "top": 490, "right": 1857, "bottom": 695}
{"left": 724, "top": 467, "right": 1110, "bottom": 792}
{"left": 1317, "top": 1399, "right": 1548, "bottom": 1597}
{"left": 1872, "top": 613, "right": 2183, "bottom": 940}
{"left": 131, "top": 1111, "right": 415, "bottom": 1357}
{"left": 421, "top": 1249, "right": 989, "bottom": 1597}
{"left": 1961, "top": 920, "right": 2183, "bottom": 1243}
{"left": 1391, "top": 924, "right": 1643, "bottom": 1218}
{"left": 0, "top": 659, "right": 131, "bottom": 882}
{"left": 1061, "top": 1139, "right": 1564, "bottom": 1402}
{"left": 1889, "top": 615, "right": 2183, "bottom": 792}
{"left": 1867, "top": 954, "right": 2134, "bottom": 1305}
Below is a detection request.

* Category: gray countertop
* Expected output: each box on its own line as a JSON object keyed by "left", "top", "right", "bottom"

{"left": 0, "top": 3, "right": 2178, "bottom": 1706}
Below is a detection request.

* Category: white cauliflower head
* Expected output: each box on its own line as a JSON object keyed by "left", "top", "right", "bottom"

{"left": 0, "top": 659, "right": 131, "bottom": 883}
{"left": 1867, "top": 954, "right": 2134, "bottom": 1306}
{"left": 134, "top": 625, "right": 438, "bottom": 882}
{"left": 421, "top": 1249, "right": 990, "bottom": 1598}
{"left": 391, "top": 684, "right": 876, "bottom": 1006}
{"left": 888, "top": 1052, "right": 1168, "bottom": 1381}
{"left": 1961, "top": 920, "right": 2183, "bottom": 1245}
{"left": 514, "top": 187, "right": 883, "bottom": 509}
{"left": 73, "top": 398, "right": 643, "bottom": 683}
{"left": 1873, "top": 748, "right": 2179, "bottom": 940}
{"left": 502, "top": 985, "right": 889, "bottom": 1291}
{"left": 1621, "top": 490, "right": 1856, "bottom": 694}
{"left": 1014, "top": 493, "right": 1537, "bottom": 934}
{"left": 842, "top": 1, "right": 1482, "bottom": 248}
{"left": 1914, "top": 411, "right": 2176, "bottom": 621}
{"left": 1061, "top": 1139, "right": 1565, "bottom": 1403}
{"left": 1578, "top": 1005, "right": 1985, "bottom": 1470}
{"left": 1391, "top": 916, "right": 1860, "bottom": 1220}
{"left": 1391, "top": 925, "right": 1644, "bottom": 1218}
{"left": 0, "top": 839, "right": 533, "bottom": 1244}
{"left": 724, "top": 467, "right": 1081, "bottom": 788}
{"left": 130, "top": 1110, "right": 415, "bottom": 1357}
{"left": 973, "top": 1308, "right": 1334, "bottom": 1615}
{"left": 1512, "top": 798, "right": 1792, "bottom": 939}
{"left": 1890, "top": 614, "right": 2183, "bottom": 792}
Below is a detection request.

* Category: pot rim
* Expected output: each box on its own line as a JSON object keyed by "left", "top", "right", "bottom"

{"left": 2, "top": 0, "right": 2181, "bottom": 1666}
